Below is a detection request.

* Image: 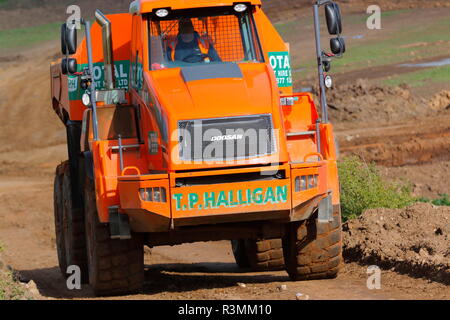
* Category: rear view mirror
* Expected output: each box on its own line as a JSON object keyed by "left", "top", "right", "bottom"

{"left": 61, "top": 23, "right": 77, "bottom": 55}
{"left": 61, "top": 58, "right": 77, "bottom": 75}
{"left": 61, "top": 24, "right": 67, "bottom": 55}
{"left": 330, "top": 37, "right": 346, "bottom": 55}
{"left": 325, "top": 2, "right": 343, "bottom": 35}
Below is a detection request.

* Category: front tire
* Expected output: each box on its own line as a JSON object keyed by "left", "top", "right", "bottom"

{"left": 231, "top": 239, "right": 284, "bottom": 271}
{"left": 283, "top": 207, "right": 343, "bottom": 280}
{"left": 84, "top": 177, "right": 144, "bottom": 296}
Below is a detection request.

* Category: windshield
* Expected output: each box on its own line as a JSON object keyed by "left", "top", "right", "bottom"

{"left": 147, "top": 7, "right": 264, "bottom": 70}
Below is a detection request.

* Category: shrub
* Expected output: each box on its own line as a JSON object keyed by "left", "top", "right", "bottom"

{"left": 0, "top": 242, "right": 28, "bottom": 300}
{"left": 0, "top": 270, "right": 27, "bottom": 300}
{"left": 338, "top": 156, "right": 414, "bottom": 221}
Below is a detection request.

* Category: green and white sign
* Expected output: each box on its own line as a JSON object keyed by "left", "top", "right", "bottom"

{"left": 268, "top": 51, "right": 292, "bottom": 88}
{"left": 68, "top": 60, "right": 130, "bottom": 101}
{"left": 172, "top": 185, "right": 288, "bottom": 211}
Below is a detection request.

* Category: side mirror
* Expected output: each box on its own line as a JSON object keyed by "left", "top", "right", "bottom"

{"left": 61, "top": 23, "right": 77, "bottom": 55}
{"left": 61, "top": 58, "right": 78, "bottom": 75}
{"left": 61, "top": 24, "right": 67, "bottom": 55}
{"left": 325, "top": 2, "right": 343, "bottom": 35}
{"left": 330, "top": 37, "right": 346, "bottom": 55}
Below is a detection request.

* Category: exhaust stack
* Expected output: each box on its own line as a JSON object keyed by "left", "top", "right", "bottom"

{"left": 95, "top": 10, "right": 115, "bottom": 90}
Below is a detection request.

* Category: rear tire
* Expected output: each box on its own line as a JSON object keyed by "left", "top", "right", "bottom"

{"left": 54, "top": 161, "right": 88, "bottom": 282}
{"left": 54, "top": 164, "right": 66, "bottom": 276}
{"left": 61, "top": 162, "right": 88, "bottom": 283}
{"left": 231, "top": 239, "right": 284, "bottom": 271}
{"left": 283, "top": 207, "right": 343, "bottom": 280}
{"left": 84, "top": 177, "right": 144, "bottom": 296}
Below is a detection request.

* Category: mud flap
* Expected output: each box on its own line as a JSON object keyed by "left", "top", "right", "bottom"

{"left": 109, "top": 206, "right": 131, "bottom": 240}
{"left": 318, "top": 192, "right": 333, "bottom": 223}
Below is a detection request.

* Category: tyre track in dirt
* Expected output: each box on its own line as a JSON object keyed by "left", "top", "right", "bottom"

{"left": 336, "top": 114, "right": 450, "bottom": 167}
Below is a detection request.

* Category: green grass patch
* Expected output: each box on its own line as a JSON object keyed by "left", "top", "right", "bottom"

{"left": 274, "top": 20, "right": 301, "bottom": 39}
{"left": 338, "top": 156, "right": 415, "bottom": 221}
{"left": 286, "top": 10, "right": 450, "bottom": 82}
{"left": 344, "top": 9, "right": 412, "bottom": 25}
{"left": 332, "top": 17, "right": 450, "bottom": 72}
{"left": 0, "top": 22, "right": 61, "bottom": 50}
{"left": 380, "top": 9, "right": 411, "bottom": 19}
{"left": 417, "top": 194, "right": 450, "bottom": 206}
{"left": 382, "top": 65, "right": 450, "bottom": 87}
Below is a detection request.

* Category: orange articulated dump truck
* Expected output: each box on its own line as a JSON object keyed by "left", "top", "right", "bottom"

{"left": 50, "top": 0, "right": 346, "bottom": 296}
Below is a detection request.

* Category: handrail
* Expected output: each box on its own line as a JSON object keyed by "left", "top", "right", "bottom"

{"left": 286, "top": 131, "right": 316, "bottom": 137}
{"left": 304, "top": 152, "right": 324, "bottom": 162}
{"left": 111, "top": 144, "right": 141, "bottom": 151}
{"left": 121, "top": 166, "right": 141, "bottom": 176}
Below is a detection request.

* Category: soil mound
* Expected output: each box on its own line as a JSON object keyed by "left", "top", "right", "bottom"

{"left": 343, "top": 203, "right": 450, "bottom": 284}
{"left": 428, "top": 90, "right": 450, "bottom": 111}
{"left": 327, "top": 79, "right": 448, "bottom": 123}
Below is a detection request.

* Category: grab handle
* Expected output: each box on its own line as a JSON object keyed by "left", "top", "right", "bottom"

{"left": 304, "top": 152, "right": 324, "bottom": 163}
{"left": 121, "top": 166, "right": 141, "bottom": 176}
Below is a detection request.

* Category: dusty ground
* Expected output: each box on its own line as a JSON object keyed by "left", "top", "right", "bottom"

{"left": 0, "top": 3, "right": 449, "bottom": 300}
{"left": 327, "top": 80, "right": 450, "bottom": 124}
{"left": 0, "top": 176, "right": 448, "bottom": 300}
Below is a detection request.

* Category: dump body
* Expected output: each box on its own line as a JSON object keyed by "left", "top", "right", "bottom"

{"left": 50, "top": 0, "right": 340, "bottom": 243}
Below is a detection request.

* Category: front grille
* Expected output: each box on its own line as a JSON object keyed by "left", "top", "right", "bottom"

{"left": 178, "top": 115, "right": 276, "bottom": 161}
{"left": 175, "top": 170, "right": 286, "bottom": 187}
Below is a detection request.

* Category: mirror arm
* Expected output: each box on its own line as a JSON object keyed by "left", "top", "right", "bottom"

{"left": 83, "top": 20, "right": 100, "bottom": 141}
{"left": 313, "top": 4, "right": 329, "bottom": 124}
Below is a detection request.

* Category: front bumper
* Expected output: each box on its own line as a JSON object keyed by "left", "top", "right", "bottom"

{"left": 117, "top": 163, "right": 332, "bottom": 232}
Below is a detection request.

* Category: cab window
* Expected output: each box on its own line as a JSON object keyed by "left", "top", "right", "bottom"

{"left": 147, "top": 6, "right": 263, "bottom": 69}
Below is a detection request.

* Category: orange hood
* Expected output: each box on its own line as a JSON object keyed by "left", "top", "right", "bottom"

{"left": 147, "top": 63, "right": 278, "bottom": 120}
{"left": 143, "top": 62, "right": 288, "bottom": 170}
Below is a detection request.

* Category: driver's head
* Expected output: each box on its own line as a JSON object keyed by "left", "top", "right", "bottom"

{"left": 179, "top": 19, "right": 195, "bottom": 35}
{"left": 179, "top": 19, "right": 195, "bottom": 43}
